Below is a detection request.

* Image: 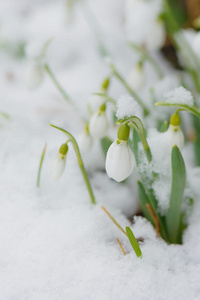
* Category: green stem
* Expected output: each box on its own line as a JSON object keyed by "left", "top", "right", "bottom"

{"left": 44, "top": 64, "right": 71, "bottom": 102}
{"left": 128, "top": 42, "right": 164, "bottom": 78}
{"left": 50, "top": 124, "right": 96, "bottom": 205}
{"left": 110, "top": 64, "right": 149, "bottom": 116}
{"left": 37, "top": 143, "right": 47, "bottom": 187}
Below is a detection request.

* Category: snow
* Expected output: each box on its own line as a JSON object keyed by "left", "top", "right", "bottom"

{"left": 164, "top": 86, "right": 194, "bottom": 106}
{"left": 0, "top": 0, "right": 200, "bottom": 299}
{"left": 116, "top": 94, "right": 142, "bottom": 120}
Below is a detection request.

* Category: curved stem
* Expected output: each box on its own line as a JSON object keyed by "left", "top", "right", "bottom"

{"left": 50, "top": 124, "right": 96, "bottom": 205}
{"left": 44, "top": 64, "right": 71, "bottom": 102}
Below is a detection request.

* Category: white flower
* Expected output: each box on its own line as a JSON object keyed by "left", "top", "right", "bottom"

{"left": 164, "top": 124, "right": 184, "bottom": 154}
{"left": 51, "top": 153, "right": 66, "bottom": 180}
{"left": 105, "top": 140, "right": 134, "bottom": 182}
{"left": 128, "top": 64, "right": 145, "bottom": 91}
{"left": 26, "top": 59, "right": 44, "bottom": 89}
{"left": 77, "top": 131, "right": 93, "bottom": 154}
{"left": 89, "top": 111, "right": 109, "bottom": 139}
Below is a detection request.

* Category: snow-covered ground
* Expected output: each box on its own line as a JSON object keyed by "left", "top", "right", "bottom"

{"left": 1, "top": 0, "right": 200, "bottom": 299}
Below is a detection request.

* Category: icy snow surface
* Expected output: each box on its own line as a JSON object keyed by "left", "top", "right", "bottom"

{"left": 164, "top": 86, "right": 194, "bottom": 106}
{"left": 116, "top": 94, "right": 142, "bottom": 120}
{"left": 0, "top": 1, "right": 200, "bottom": 300}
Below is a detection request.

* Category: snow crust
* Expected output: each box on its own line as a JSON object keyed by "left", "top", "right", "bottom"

{"left": 164, "top": 86, "right": 194, "bottom": 106}
{"left": 0, "top": 0, "right": 200, "bottom": 299}
{"left": 116, "top": 94, "right": 142, "bottom": 120}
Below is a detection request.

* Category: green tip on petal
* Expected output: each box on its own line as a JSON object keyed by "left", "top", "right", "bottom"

{"left": 101, "top": 77, "right": 110, "bottom": 92}
{"left": 170, "top": 112, "right": 181, "bottom": 126}
{"left": 117, "top": 124, "right": 130, "bottom": 140}
{"left": 99, "top": 103, "right": 106, "bottom": 112}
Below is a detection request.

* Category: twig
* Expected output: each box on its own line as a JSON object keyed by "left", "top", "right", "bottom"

{"left": 116, "top": 237, "right": 126, "bottom": 255}
{"left": 101, "top": 206, "right": 127, "bottom": 237}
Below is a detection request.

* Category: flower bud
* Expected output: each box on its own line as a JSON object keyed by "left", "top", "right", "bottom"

{"left": 51, "top": 143, "right": 68, "bottom": 180}
{"left": 163, "top": 113, "right": 184, "bottom": 153}
{"left": 89, "top": 106, "right": 109, "bottom": 139}
{"left": 105, "top": 139, "right": 134, "bottom": 182}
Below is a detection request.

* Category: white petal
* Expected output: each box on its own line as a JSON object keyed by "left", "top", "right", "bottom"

{"left": 164, "top": 125, "right": 184, "bottom": 154}
{"left": 51, "top": 154, "right": 66, "bottom": 180}
{"left": 89, "top": 111, "right": 109, "bottom": 139}
{"left": 105, "top": 140, "right": 134, "bottom": 182}
{"left": 77, "top": 132, "right": 93, "bottom": 154}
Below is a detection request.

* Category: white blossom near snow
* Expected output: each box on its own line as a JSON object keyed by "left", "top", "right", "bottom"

{"left": 116, "top": 94, "right": 142, "bottom": 120}
{"left": 26, "top": 59, "right": 44, "bottom": 89}
{"left": 51, "top": 152, "right": 67, "bottom": 180}
{"left": 128, "top": 64, "right": 145, "bottom": 90}
{"left": 164, "top": 86, "right": 194, "bottom": 106}
{"left": 89, "top": 111, "right": 109, "bottom": 139}
{"left": 77, "top": 131, "right": 93, "bottom": 154}
{"left": 106, "top": 140, "right": 134, "bottom": 182}
{"left": 163, "top": 124, "right": 184, "bottom": 154}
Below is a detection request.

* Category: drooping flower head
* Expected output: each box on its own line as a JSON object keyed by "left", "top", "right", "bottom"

{"left": 106, "top": 124, "right": 134, "bottom": 182}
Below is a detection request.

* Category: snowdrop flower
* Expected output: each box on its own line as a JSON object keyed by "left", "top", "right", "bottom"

{"left": 128, "top": 63, "right": 145, "bottom": 90}
{"left": 77, "top": 125, "right": 93, "bottom": 154}
{"left": 164, "top": 113, "right": 184, "bottom": 154}
{"left": 89, "top": 104, "right": 109, "bottom": 139}
{"left": 26, "top": 59, "right": 44, "bottom": 89}
{"left": 106, "top": 124, "right": 134, "bottom": 182}
{"left": 51, "top": 143, "right": 68, "bottom": 180}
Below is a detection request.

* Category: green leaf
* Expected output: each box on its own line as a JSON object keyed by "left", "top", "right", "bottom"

{"left": 160, "top": 120, "right": 169, "bottom": 133}
{"left": 126, "top": 226, "right": 142, "bottom": 258}
{"left": 137, "top": 181, "right": 154, "bottom": 224}
{"left": 166, "top": 146, "right": 186, "bottom": 244}
{"left": 131, "top": 129, "right": 140, "bottom": 166}
{"left": 100, "top": 136, "right": 113, "bottom": 158}
{"left": 192, "top": 116, "right": 200, "bottom": 166}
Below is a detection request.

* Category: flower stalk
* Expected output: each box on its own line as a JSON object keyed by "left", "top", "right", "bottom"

{"left": 44, "top": 64, "right": 71, "bottom": 102}
{"left": 50, "top": 124, "right": 96, "bottom": 205}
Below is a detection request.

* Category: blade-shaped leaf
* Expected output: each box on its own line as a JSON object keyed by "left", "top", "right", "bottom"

{"left": 166, "top": 145, "right": 186, "bottom": 244}
{"left": 126, "top": 226, "right": 142, "bottom": 258}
